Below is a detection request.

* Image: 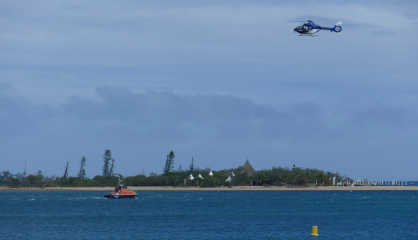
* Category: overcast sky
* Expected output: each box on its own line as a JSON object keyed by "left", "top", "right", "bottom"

{"left": 1, "top": 0, "right": 417, "bottom": 180}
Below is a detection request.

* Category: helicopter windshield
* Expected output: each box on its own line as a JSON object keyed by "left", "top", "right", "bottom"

{"left": 296, "top": 25, "right": 311, "bottom": 31}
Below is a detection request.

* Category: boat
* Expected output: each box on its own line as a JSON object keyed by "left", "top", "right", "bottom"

{"left": 104, "top": 177, "right": 138, "bottom": 199}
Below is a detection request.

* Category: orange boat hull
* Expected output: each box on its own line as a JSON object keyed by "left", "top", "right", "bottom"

{"left": 104, "top": 194, "right": 138, "bottom": 199}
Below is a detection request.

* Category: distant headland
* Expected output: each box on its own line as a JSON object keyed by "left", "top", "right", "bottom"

{"left": 1, "top": 149, "right": 414, "bottom": 190}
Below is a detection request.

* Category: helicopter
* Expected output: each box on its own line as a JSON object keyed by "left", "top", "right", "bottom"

{"left": 290, "top": 20, "right": 343, "bottom": 36}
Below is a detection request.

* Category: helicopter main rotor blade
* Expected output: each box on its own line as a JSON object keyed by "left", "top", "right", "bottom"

{"left": 287, "top": 19, "right": 334, "bottom": 22}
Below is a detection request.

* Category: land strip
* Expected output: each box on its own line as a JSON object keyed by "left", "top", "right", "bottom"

{"left": 1, "top": 186, "right": 417, "bottom": 191}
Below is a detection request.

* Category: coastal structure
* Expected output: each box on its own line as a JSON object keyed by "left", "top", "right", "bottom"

{"left": 241, "top": 159, "right": 256, "bottom": 186}
{"left": 343, "top": 177, "right": 354, "bottom": 186}
{"left": 225, "top": 176, "right": 232, "bottom": 182}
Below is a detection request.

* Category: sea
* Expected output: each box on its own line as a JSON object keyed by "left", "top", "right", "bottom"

{"left": 1, "top": 190, "right": 417, "bottom": 239}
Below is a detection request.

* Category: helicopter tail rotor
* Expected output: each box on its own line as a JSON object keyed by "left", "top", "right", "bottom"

{"left": 332, "top": 21, "right": 343, "bottom": 33}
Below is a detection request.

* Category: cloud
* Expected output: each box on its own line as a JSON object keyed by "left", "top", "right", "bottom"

{"left": 0, "top": 83, "right": 38, "bottom": 135}
{"left": 2, "top": 84, "right": 418, "bottom": 178}
{"left": 405, "top": 12, "right": 418, "bottom": 19}
{"left": 3, "top": 85, "right": 415, "bottom": 145}
{"left": 57, "top": 87, "right": 326, "bottom": 144}
{"left": 1, "top": 0, "right": 417, "bottom": 109}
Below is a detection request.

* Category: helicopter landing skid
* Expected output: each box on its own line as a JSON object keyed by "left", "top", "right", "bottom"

{"left": 299, "top": 34, "right": 319, "bottom": 37}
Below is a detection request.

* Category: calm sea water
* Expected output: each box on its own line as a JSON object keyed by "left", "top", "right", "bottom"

{"left": 1, "top": 190, "right": 417, "bottom": 239}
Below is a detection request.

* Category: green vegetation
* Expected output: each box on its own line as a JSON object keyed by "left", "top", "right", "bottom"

{"left": 63, "top": 161, "right": 69, "bottom": 179}
{"left": 77, "top": 156, "right": 87, "bottom": 180}
{"left": 163, "top": 151, "right": 175, "bottom": 175}
{"left": 0, "top": 150, "right": 344, "bottom": 188}
{"left": 102, "top": 149, "right": 115, "bottom": 178}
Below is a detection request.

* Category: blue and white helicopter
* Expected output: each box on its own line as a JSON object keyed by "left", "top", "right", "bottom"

{"left": 290, "top": 20, "right": 343, "bottom": 36}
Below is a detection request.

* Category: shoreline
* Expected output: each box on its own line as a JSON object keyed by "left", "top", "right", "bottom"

{"left": 1, "top": 186, "right": 417, "bottom": 191}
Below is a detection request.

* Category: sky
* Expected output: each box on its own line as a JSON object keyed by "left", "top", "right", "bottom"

{"left": 1, "top": 0, "right": 418, "bottom": 180}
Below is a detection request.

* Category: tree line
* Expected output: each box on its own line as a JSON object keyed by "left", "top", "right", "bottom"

{"left": 1, "top": 150, "right": 344, "bottom": 188}
{"left": 1, "top": 149, "right": 120, "bottom": 188}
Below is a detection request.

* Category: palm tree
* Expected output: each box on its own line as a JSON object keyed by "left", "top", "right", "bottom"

{"left": 254, "top": 172, "right": 269, "bottom": 186}
{"left": 296, "top": 172, "right": 308, "bottom": 186}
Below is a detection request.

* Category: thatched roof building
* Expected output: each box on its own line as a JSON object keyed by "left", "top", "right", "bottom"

{"left": 343, "top": 177, "right": 354, "bottom": 183}
{"left": 241, "top": 159, "right": 256, "bottom": 177}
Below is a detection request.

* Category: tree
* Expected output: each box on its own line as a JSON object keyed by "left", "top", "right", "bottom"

{"left": 77, "top": 156, "right": 87, "bottom": 179}
{"left": 253, "top": 172, "right": 269, "bottom": 186}
{"left": 296, "top": 171, "right": 308, "bottom": 186}
{"left": 168, "top": 151, "right": 175, "bottom": 172}
{"left": 42, "top": 175, "right": 55, "bottom": 188}
{"left": 232, "top": 172, "right": 250, "bottom": 186}
{"left": 102, "top": 149, "right": 112, "bottom": 178}
{"left": 314, "top": 172, "right": 327, "bottom": 185}
{"left": 15, "top": 173, "right": 24, "bottom": 185}
{"left": 189, "top": 157, "right": 195, "bottom": 173}
{"left": 169, "top": 175, "right": 179, "bottom": 186}
{"left": 281, "top": 171, "right": 294, "bottom": 187}
{"left": 0, "top": 171, "right": 12, "bottom": 185}
{"left": 163, "top": 155, "right": 170, "bottom": 175}
{"left": 109, "top": 159, "right": 115, "bottom": 177}
{"left": 23, "top": 161, "right": 27, "bottom": 186}
{"left": 7, "top": 177, "right": 21, "bottom": 187}
{"left": 163, "top": 151, "right": 175, "bottom": 175}
{"left": 334, "top": 172, "right": 344, "bottom": 182}
{"left": 211, "top": 170, "right": 227, "bottom": 186}
{"left": 63, "top": 161, "right": 69, "bottom": 179}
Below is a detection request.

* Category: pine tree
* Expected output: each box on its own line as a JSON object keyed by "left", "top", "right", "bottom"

{"left": 102, "top": 149, "right": 112, "bottom": 178}
{"left": 189, "top": 157, "right": 195, "bottom": 173}
{"left": 77, "top": 156, "right": 87, "bottom": 179}
{"left": 109, "top": 159, "right": 115, "bottom": 177}
{"left": 23, "top": 161, "right": 27, "bottom": 186}
{"left": 163, "top": 155, "right": 170, "bottom": 175}
{"left": 63, "top": 161, "right": 69, "bottom": 179}
{"left": 163, "top": 151, "right": 175, "bottom": 175}
{"left": 168, "top": 151, "right": 175, "bottom": 172}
